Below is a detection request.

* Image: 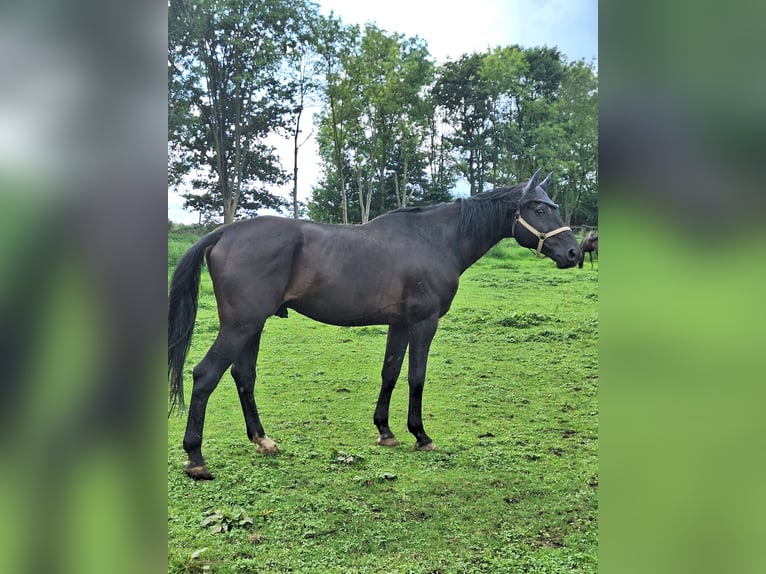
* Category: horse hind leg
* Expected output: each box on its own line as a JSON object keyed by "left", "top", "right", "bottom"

{"left": 231, "top": 329, "right": 279, "bottom": 456}
{"left": 374, "top": 323, "right": 408, "bottom": 447}
{"left": 182, "top": 327, "right": 255, "bottom": 480}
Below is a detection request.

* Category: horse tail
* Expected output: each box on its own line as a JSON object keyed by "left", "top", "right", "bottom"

{"left": 168, "top": 228, "right": 226, "bottom": 414}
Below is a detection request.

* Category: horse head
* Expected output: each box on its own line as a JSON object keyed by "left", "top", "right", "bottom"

{"left": 512, "top": 169, "right": 580, "bottom": 268}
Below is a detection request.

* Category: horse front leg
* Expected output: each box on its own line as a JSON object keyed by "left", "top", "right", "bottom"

{"left": 373, "top": 323, "right": 408, "bottom": 446}
{"left": 231, "top": 329, "right": 279, "bottom": 456}
{"left": 406, "top": 316, "right": 439, "bottom": 451}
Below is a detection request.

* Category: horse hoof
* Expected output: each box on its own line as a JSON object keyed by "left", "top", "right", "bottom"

{"left": 184, "top": 464, "right": 214, "bottom": 480}
{"left": 415, "top": 441, "right": 436, "bottom": 451}
{"left": 254, "top": 435, "right": 279, "bottom": 455}
{"left": 376, "top": 436, "right": 400, "bottom": 447}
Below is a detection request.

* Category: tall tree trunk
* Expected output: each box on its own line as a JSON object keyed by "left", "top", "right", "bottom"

{"left": 359, "top": 127, "right": 377, "bottom": 224}
{"left": 356, "top": 169, "right": 368, "bottom": 224}
{"left": 377, "top": 164, "right": 387, "bottom": 213}
{"left": 292, "top": 104, "right": 303, "bottom": 219}
{"left": 230, "top": 83, "right": 244, "bottom": 223}
{"left": 568, "top": 170, "right": 587, "bottom": 226}
{"left": 356, "top": 161, "right": 374, "bottom": 224}
{"left": 223, "top": 180, "right": 235, "bottom": 224}
{"left": 468, "top": 148, "right": 477, "bottom": 196}
{"left": 402, "top": 156, "right": 409, "bottom": 207}
{"left": 203, "top": 41, "right": 237, "bottom": 224}
{"left": 328, "top": 88, "right": 348, "bottom": 224}
{"left": 394, "top": 156, "right": 410, "bottom": 208}
{"left": 364, "top": 175, "right": 373, "bottom": 223}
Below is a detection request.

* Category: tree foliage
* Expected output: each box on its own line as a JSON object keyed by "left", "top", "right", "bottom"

{"left": 310, "top": 36, "right": 597, "bottom": 226}
{"left": 310, "top": 24, "right": 448, "bottom": 224}
{"left": 168, "top": 1, "right": 597, "bottom": 227}
{"left": 168, "top": 0, "right": 319, "bottom": 223}
{"left": 554, "top": 60, "right": 599, "bottom": 226}
{"left": 433, "top": 52, "right": 497, "bottom": 196}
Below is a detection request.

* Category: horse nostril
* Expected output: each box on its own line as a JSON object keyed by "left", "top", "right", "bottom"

{"left": 567, "top": 248, "right": 578, "bottom": 261}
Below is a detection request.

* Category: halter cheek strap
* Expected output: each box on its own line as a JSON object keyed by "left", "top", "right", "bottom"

{"left": 512, "top": 212, "right": 572, "bottom": 258}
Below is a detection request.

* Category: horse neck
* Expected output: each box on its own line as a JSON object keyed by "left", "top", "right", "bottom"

{"left": 454, "top": 229, "right": 507, "bottom": 273}
{"left": 451, "top": 193, "right": 519, "bottom": 273}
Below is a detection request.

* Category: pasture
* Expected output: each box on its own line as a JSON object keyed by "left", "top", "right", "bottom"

{"left": 168, "top": 227, "right": 598, "bottom": 573}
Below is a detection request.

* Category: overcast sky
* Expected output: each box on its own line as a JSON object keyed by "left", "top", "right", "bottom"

{"left": 168, "top": 0, "right": 597, "bottom": 223}
{"left": 319, "top": 0, "right": 597, "bottom": 65}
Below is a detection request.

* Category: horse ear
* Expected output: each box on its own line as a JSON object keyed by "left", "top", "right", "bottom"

{"left": 540, "top": 172, "right": 553, "bottom": 191}
{"left": 524, "top": 168, "right": 542, "bottom": 194}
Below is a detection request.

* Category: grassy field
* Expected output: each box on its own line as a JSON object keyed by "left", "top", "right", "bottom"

{"left": 168, "top": 227, "right": 598, "bottom": 573}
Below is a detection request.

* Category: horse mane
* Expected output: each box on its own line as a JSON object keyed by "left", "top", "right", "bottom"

{"left": 457, "top": 184, "right": 525, "bottom": 243}
{"left": 377, "top": 183, "right": 525, "bottom": 243}
{"left": 387, "top": 204, "right": 443, "bottom": 215}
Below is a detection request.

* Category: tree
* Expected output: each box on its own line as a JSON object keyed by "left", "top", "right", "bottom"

{"left": 432, "top": 52, "right": 497, "bottom": 195}
{"left": 307, "top": 38, "right": 596, "bottom": 226}
{"left": 344, "top": 25, "right": 400, "bottom": 223}
{"left": 181, "top": 189, "right": 221, "bottom": 224}
{"left": 389, "top": 37, "right": 434, "bottom": 208}
{"left": 313, "top": 15, "right": 359, "bottom": 224}
{"left": 168, "top": 0, "right": 319, "bottom": 223}
{"left": 554, "top": 59, "right": 598, "bottom": 226}
{"left": 312, "top": 24, "right": 435, "bottom": 223}
{"left": 279, "top": 9, "right": 326, "bottom": 219}
{"left": 478, "top": 45, "right": 527, "bottom": 186}
{"left": 494, "top": 46, "right": 565, "bottom": 184}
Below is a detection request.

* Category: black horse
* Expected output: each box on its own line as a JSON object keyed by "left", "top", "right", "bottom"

{"left": 578, "top": 231, "right": 598, "bottom": 268}
{"left": 168, "top": 169, "right": 580, "bottom": 479}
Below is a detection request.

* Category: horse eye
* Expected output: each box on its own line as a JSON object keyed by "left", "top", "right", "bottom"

{"left": 535, "top": 206, "right": 545, "bottom": 215}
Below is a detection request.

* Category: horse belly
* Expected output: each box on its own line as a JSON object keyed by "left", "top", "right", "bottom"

{"left": 286, "top": 276, "right": 405, "bottom": 327}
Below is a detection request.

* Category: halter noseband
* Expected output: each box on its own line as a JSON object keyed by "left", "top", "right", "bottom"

{"left": 512, "top": 209, "right": 572, "bottom": 258}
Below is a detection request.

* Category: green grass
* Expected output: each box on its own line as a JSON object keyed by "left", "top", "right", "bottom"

{"left": 168, "top": 229, "right": 598, "bottom": 573}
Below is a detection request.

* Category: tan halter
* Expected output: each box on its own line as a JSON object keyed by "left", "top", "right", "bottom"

{"left": 512, "top": 212, "right": 572, "bottom": 258}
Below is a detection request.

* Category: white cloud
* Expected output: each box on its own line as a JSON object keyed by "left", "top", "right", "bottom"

{"left": 319, "top": 0, "right": 513, "bottom": 62}
{"left": 319, "top": 0, "right": 596, "bottom": 63}
{"left": 499, "top": 0, "right": 598, "bottom": 63}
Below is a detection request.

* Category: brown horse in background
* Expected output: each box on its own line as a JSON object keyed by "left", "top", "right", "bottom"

{"left": 578, "top": 231, "right": 598, "bottom": 268}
